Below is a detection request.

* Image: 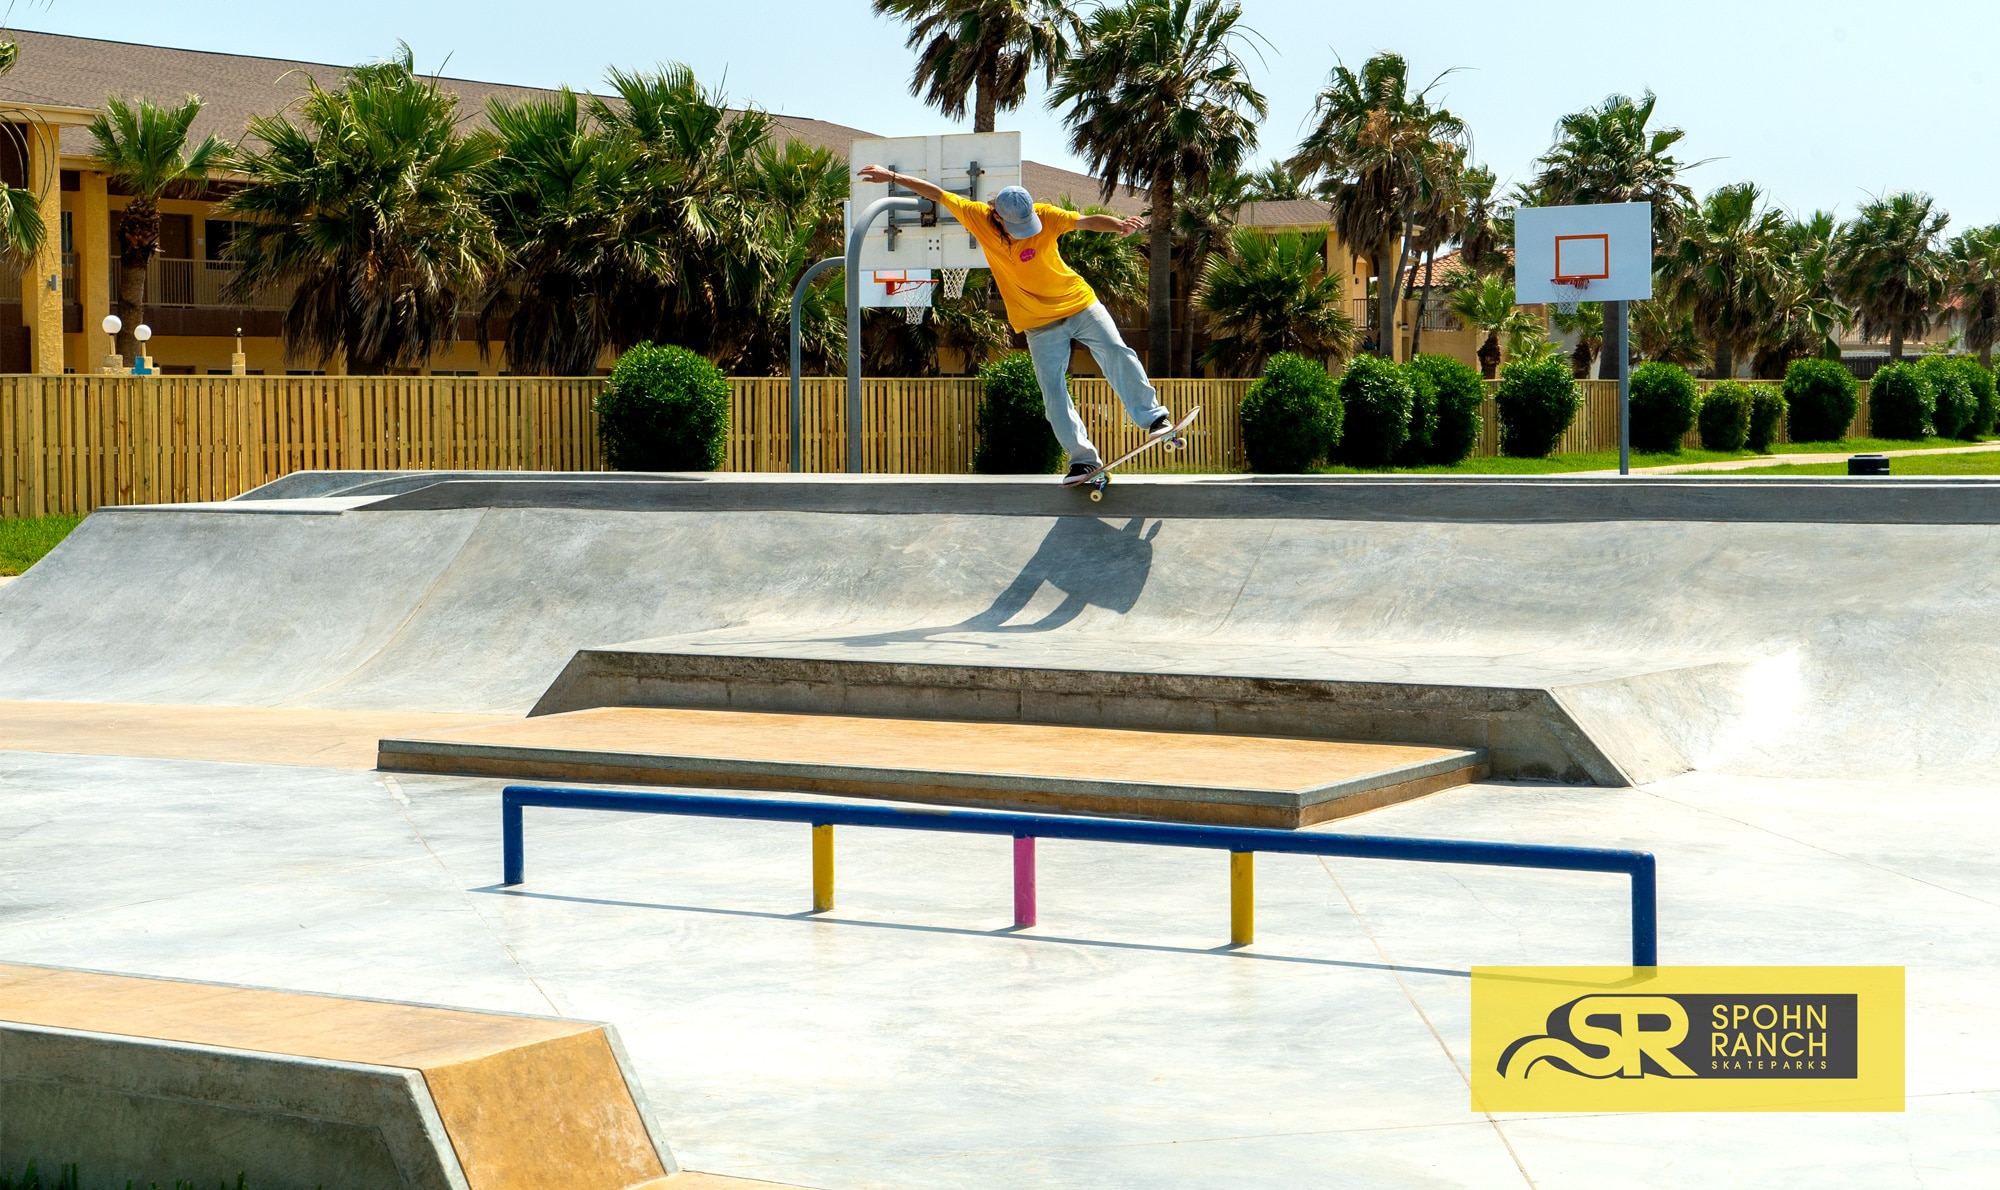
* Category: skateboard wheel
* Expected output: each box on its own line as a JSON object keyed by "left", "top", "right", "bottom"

{"left": 1089, "top": 489, "right": 1103, "bottom": 502}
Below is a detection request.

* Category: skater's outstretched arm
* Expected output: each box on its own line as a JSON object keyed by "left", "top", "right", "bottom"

{"left": 856, "top": 164, "right": 945, "bottom": 202}
{"left": 1074, "top": 212, "right": 1145, "bottom": 236}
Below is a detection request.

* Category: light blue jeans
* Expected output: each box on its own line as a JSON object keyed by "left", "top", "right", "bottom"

{"left": 1023, "top": 301, "right": 1169, "bottom": 466}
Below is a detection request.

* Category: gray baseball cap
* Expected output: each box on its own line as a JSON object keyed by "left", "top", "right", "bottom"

{"left": 992, "top": 186, "right": 1041, "bottom": 238}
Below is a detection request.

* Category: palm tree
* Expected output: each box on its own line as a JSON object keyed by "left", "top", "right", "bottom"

{"left": 1243, "top": 158, "right": 1305, "bottom": 202}
{"left": 1831, "top": 192, "right": 1949, "bottom": 362}
{"left": 1752, "top": 210, "right": 1846, "bottom": 378}
{"left": 1288, "top": 52, "right": 1468, "bottom": 358}
{"left": 1553, "top": 302, "right": 1604, "bottom": 378}
{"left": 1455, "top": 164, "right": 1508, "bottom": 278}
{"left": 477, "top": 87, "right": 646, "bottom": 375}
{"left": 1948, "top": 224, "right": 2000, "bottom": 368}
{"left": 1193, "top": 227, "right": 1354, "bottom": 375}
{"left": 0, "top": 42, "right": 46, "bottom": 282}
{"left": 1173, "top": 168, "right": 1249, "bottom": 373}
{"left": 1657, "top": 183, "right": 1789, "bottom": 378}
{"left": 1528, "top": 91, "right": 1699, "bottom": 235}
{"left": 1631, "top": 300, "right": 1708, "bottom": 367}
{"left": 587, "top": 66, "right": 790, "bottom": 367}
{"left": 1443, "top": 271, "right": 1535, "bottom": 378}
{"left": 1054, "top": 192, "right": 1147, "bottom": 316}
{"left": 1050, "top": 0, "right": 1266, "bottom": 377}
{"left": 1404, "top": 147, "right": 1471, "bottom": 357}
{"left": 874, "top": 0, "right": 1079, "bottom": 132}
{"left": 225, "top": 49, "right": 498, "bottom": 373}
{"left": 88, "top": 95, "right": 228, "bottom": 362}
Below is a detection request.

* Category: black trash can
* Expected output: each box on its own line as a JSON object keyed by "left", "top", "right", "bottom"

{"left": 1847, "top": 454, "right": 1890, "bottom": 476}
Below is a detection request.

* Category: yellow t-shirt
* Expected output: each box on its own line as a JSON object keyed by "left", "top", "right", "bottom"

{"left": 936, "top": 191, "right": 1098, "bottom": 332}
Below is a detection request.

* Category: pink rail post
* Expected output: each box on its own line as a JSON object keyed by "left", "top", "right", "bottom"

{"left": 1013, "top": 835, "right": 1036, "bottom": 928}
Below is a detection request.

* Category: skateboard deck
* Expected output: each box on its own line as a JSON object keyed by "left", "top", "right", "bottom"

{"left": 1061, "top": 407, "right": 1201, "bottom": 501}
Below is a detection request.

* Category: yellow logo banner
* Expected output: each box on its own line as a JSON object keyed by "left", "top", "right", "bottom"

{"left": 1471, "top": 966, "right": 1903, "bottom": 1112}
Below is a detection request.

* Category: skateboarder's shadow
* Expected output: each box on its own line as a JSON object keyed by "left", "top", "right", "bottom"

{"left": 825, "top": 517, "right": 1161, "bottom": 647}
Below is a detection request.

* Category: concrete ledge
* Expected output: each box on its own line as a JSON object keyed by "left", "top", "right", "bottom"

{"left": 0, "top": 963, "right": 679, "bottom": 1190}
{"left": 529, "top": 647, "right": 1666, "bottom": 784}
{"left": 230, "top": 469, "right": 2000, "bottom": 525}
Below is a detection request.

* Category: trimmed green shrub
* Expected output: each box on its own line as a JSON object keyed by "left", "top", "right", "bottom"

{"left": 1953, "top": 356, "right": 1999, "bottom": 437}
{"left": 1868, "top": 361, "right": 1935, "bottom": 440}
{"left": 1332, "top": 354, "right": 1413, "bottom": 467}
{"left": 974, "top": 352, "right": 1064, "bottom": 473}
{"left": 1697, "top": 380, "right": 1753, "bottom": 452}
{"left": 595, "top": 343, "right": 730, "bottom": 471}
{"left": 1495, "top": 356, "right": 1581, "bottom": 458}
{"left": 1240, "top": 352, "right": 1342, "bottom": 472}
{"left": 1409, "top": 353, "right": 1485, "bottom": 465}
{"left": 1917, "top": 354, "right": 1978, "bottom": 440}
{"left": 1746, "top": 385, "right": 1785, "bottom": 453}
{"left": 1627, "top": 361, "right": 1700, "bottom": 452}
{"left": 1392, "top": 357, "right": 1438, "bottom": 466}
{"left": 1782, "top": 358, "right": 1858, "bottom": 442}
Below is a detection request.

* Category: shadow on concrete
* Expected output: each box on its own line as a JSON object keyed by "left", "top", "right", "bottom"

{"left": 821, "top": 516, "right": 1163, "bottom": 649}
{"left": 477, "top": 885, "right": 1471, "bottom": 978}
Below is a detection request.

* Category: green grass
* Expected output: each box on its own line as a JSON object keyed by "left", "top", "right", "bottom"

{"left": 1771, "top": 436, "right": 1996, "bottom": 455}
{"left": 0, "top": 515, "right": 82, "bottom": 575}
{"left": 1737, "top": 452, "right": 2000, "bottom": 477}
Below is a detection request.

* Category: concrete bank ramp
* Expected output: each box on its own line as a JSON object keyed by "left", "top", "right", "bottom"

{"left": 1, "top": 472, "right": 1996, "bottom": 785}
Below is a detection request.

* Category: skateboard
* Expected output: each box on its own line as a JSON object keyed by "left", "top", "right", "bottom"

{"left": 1061, "top": 407, "right": 1201, "bottom": 502}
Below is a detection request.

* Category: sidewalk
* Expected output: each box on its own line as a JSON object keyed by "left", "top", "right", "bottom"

{"left": 1573, "top": 441, "right": 2000, "bottom": 476}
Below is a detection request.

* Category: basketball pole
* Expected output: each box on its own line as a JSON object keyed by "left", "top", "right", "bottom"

{"left": 846, "top": 196, "right": 922, "bottom": 474}
{"left": 1605, "top": 299, "right": 1631, "bottom": 476}
{"left": 789, "top": 256, "right": 844, "bottom": 473}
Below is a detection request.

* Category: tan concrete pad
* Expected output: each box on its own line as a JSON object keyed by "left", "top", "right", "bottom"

{"left": 381, "top": 707, "right": 1486, "bottom": 827}
{"left": 0, "top": 700, "right": 512, "bottom": 768}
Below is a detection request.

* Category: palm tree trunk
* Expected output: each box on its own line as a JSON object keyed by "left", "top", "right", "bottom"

{"left": 1175, "top": 264, "right": 1194, "bottom": 378}
{"left": 1982, "top": 343, "right": 1992, "bottom": 369}
{"left": 1478, "top": 332, "right": 1500, "bottom": 379}
{"left": 1375, "top": 231, "right": 1402, "bottom": 359}
{"left": 1889, "top": 328, "right": 1903, "bottom": 362}
{"left": 974, "top": 61, "right": 998, "bottom": 134}
{"left": 114, "top": 199, "right": 159, "bottom": 362}
{"left": 1147, "top": 172, "right": 1174, "bottom": 378}
{"left": 1713, "top": 340, "right": 1734, "bottom": 380}
{"left": 1409, "top": 250, "right": 1435, "bottom": 357}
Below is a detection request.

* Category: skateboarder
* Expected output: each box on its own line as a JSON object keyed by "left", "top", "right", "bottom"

{"left": 856, "top": 164, "right": 1174, "bottom": 479}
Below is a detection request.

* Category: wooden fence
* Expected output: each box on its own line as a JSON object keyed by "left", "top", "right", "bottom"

{"left": 2, "top": 372, "right": 1874, "bottom": 518}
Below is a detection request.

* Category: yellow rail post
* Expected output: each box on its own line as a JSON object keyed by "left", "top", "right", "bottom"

{"left": 1230, "top": 851, "right": 1254, "bottom": 945}
{"left": 812, "top": 823, "right": 835, "bottom": 912}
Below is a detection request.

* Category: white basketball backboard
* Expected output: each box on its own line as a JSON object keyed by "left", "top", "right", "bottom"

{"left": 849, "top": 132, "right": 1023, "bottom": 271}
{"left": 860, "top": 268, "right": 933, "bottom": 310}
{"left": 1514, "top": 202, "right": 1654, "bottom": 304}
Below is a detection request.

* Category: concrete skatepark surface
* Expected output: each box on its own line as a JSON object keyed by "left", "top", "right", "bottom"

{"left": 2, "top": 471, "right": 1998, "bottom": 782}
{"left": 2, "top": 471, "right": 1997, "bottom": 1186}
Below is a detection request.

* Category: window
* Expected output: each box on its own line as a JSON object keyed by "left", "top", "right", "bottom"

{"left": 59, "top": 211, "right": 72, "bottom": 254}
{"left": 205, "top": 220, "right": 243, "bottom": 262}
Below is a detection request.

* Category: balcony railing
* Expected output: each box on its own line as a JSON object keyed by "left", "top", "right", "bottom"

{"left": 110, "top": 257, "right": 289, "bottom": 310}
{"left": 1356, "top": 298, "right": 1464, "bottom": 332}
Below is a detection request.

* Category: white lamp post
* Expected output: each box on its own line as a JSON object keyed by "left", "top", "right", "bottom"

{"left": 133, "top": 324, "right": 153, "bottom": 376}
{"left": 100, "top": 315, "right": 125, "bottom": 374}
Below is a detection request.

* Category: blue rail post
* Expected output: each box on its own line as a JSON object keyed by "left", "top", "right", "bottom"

{"left": 499, "top": 788, "right": 1660, "bottom": 965}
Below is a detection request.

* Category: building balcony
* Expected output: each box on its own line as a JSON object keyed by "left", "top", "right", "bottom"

{"left": 110, "top": 258, "right": 289, "bottom": 311}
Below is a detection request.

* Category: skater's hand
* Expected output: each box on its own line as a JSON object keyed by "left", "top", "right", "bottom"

{"left": 1077, "top": 212, "right": 1147, "bottom": 236}
{"left": 1112, "top": 214, "right": 1144, "bottom": 236}
{"left": 857, "top": 164, "right": 897, "bottom": 184}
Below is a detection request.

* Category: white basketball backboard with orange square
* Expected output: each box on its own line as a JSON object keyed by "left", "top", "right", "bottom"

{"left": 1514, "top": 202, "right": 1654, "bottom": 304}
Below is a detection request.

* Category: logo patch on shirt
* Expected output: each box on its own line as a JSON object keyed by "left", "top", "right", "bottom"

{"left": 1019, "top": 247, "right": 1036, "bottom": 262}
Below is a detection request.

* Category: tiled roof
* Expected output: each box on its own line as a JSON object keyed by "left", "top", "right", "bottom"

{"left": 4, "top": 28, "right": 1148, "bottom": 214}
{"left": 1238, "top": 198, "right": 1331, "bottom": 227}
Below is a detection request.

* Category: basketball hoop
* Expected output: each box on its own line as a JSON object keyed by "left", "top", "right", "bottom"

{"left": 942, "top": 267, "right": 970, "bottom": 300}
{"left": 903, "top": 302, "right": 926, "bottom": 326}
{"left": 1552, "top": 276, "right": 1590, "bottom": 316}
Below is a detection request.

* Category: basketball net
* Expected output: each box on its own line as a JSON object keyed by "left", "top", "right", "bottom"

{"left": 1553, "top": 277, "right": 1589, "bottom": 316}
{"left": 942, "top": 267, "right": 970, "bottom": 300}
{"left": 903, "top": 302, "right": 926, "bottom": 326}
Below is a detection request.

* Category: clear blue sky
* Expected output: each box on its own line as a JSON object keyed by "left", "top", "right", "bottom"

{"left": 18, "top": 0, "right": 2000, "bottom": 227}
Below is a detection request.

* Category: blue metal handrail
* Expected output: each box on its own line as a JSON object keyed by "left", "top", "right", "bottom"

{"left": 500, "top": 786, "right": 1659, "bottom": 965}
